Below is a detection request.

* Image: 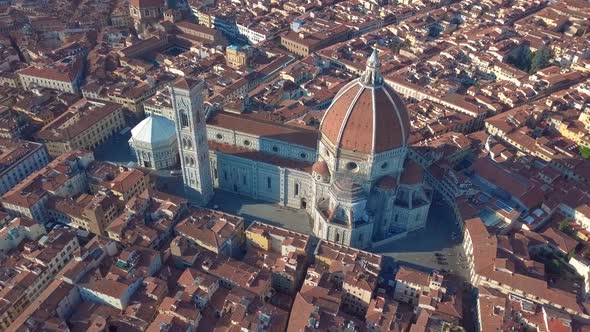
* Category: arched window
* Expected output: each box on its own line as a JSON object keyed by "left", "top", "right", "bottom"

{"left": 180, "top": 111, "right": 190, "bottom": 128}
{"left": 335, "top": 232, "right": 340, "bottom": 243}
{"left": 294, "top": 183, "right": 299, "bottom": 196}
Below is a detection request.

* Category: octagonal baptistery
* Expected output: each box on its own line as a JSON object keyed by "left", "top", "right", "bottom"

{"left": 129, "top": 115, "right": 178, "bottom": 170}
{"left": 318, "top": 49, "right": 410, "bottom": 181}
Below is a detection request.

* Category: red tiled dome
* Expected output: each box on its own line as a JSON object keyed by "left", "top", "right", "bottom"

{"left": 312, "top": 160, "right": 330, "bottom": 177}
{"left": 320, "top": 50, "right": 410, "bottom": 154}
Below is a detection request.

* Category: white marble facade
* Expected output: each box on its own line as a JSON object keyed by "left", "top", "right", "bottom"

{"left": 167, "top": 50, "right": 432, "bottom": 249}
{"left": 129, "top": 115, "right": 178, "bottom": 170}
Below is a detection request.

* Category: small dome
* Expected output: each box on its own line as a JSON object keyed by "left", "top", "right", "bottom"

{"left": 320, "top": 48, "right": 410, "bottom": 154}
{"left": 330, "top": 178, "right": 365, "bottom": 202}
{"left": 130, "top": 115, "right": 177, "bottom": 146}
{"left": 376, "top": 175, "right": 397, "bottom": 190}
{"left": 312, "top": 160, "right": 330, "bottom": 177}
{"left": 400, "top": 160, "right": 424, "bottom": 185}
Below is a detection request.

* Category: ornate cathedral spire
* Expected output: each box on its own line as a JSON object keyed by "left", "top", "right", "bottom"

{"left": 360, "top": 46, "right": 383, "bottom": 86}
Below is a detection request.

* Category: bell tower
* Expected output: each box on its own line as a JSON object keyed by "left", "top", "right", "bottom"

{"left": 170, "top": 77, "right": 214, "bottom": 205}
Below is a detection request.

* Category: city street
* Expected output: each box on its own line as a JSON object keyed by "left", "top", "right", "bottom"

{"left": 373, "top": 201, "right": 470, "bottom": 280}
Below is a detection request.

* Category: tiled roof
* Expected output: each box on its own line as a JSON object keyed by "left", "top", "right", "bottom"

{"left": 320, "top": 54, "right": 409, "bottom": 154}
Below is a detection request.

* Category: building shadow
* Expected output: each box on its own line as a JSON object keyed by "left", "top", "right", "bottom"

{"left": 372, "top": 202, "right": 461, "bottom": 255}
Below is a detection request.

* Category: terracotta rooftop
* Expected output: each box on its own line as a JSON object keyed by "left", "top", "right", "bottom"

{"left": 172, "top": 76, "right": 201, "bottom": 91}
{"left": 399, "top": 160, "right": 424, "bottom": 185}
{"left": 176, "top": 207, "right": 243, "bottom": 252}
{"left": 246, "top": 221, "right": 310, "bottom": 253}
{"left": 395, "top": 266, "right": 431, "bottom": 287}
{"left": 129, "top": 0, "right": 165, "bottom": 8}
{"left": 36, "top": 99, "right": 122, "bottom": 142}
{"left": 209, "top": 141, "right": 313, "bottom": 173}
{"left": 18, "top": 56, "right": 83, "bottom": 83}
{"left": 208, "top": 111, "right": 319, "bottom": 149}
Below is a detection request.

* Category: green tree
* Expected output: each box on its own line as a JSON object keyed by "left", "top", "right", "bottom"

{"left": 559, "top": 218, "right": 572, "bottom": 235}
{"left": 507, "top": 46, "right": 532, "bottom": 72}
{"left": 580, "top": 146, "right": 590, "bottom": 160}
{"left": 559, "top": 219, "right": 570, "bottom": 232}
{"left": 546, "top": 259, "right": 562, "bottom": 274}
{"left": 529, "top": 47, "right": 552, "bottom": 73}
{"left": 389, "top": 39, "right": 405, "bottom": 54}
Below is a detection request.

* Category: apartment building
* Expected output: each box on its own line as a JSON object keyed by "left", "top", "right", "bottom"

{"left": 142, "top": 89, "right": 175, "bottom": 120}
{"left": 36, "top": 99, "right": 125, "bottom": 157}
{"left": 0, "top": 138, "right": 49, "bottom": 195}
{"left": 245, "top": 222, "right": 310, "bottom": 294}
{"left": 175, "top": 20, "right": 227, "bottom": 46}
{"left": 0, "top": 217, "right": 45, "bottom": 253}
{"left": 281, "top": 18, "right": 350, "bottom": 57}
{"left": 48, "top": 190, "right": 122, "bottom": 235}
{"left": 0, "top": 228, "right": 79, "bottom": 330}
{"left": 105, "top": 189, "right": 187, "bottom": 248}
{"left": 175, "top": 208, "right": 245, "bottom": 257}
{"left": 1, "top": 150, "right": 94, "bottom": 223}
{"left": 245, "top": 221, "right": 311, "bottom": 256}
{"left": 18, "top": 56, "right": 84, "bottom": 94}
{"left": 177, "top": 267, "right": 219, "bottom": 309}
{"left": 314, "top": 240, "right": 383, "bottom": 316}
{"left": 463, "top": 217, "right": 589, "bottom": 320}
{"left": 226, "top": 45, "right": 252, "bottom": 69}
{"left": 393, "top": 266, "right": 444, "bottom": 306}
{"left": 107, "top": 167, "right": 152, "bottom": 202}
{"left": 79, "top": 246, "right": 162, "bottom": 309}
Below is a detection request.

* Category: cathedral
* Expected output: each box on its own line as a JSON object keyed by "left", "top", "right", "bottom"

{"left": 151, "top": 49, "right": 432, "bottom": 248}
